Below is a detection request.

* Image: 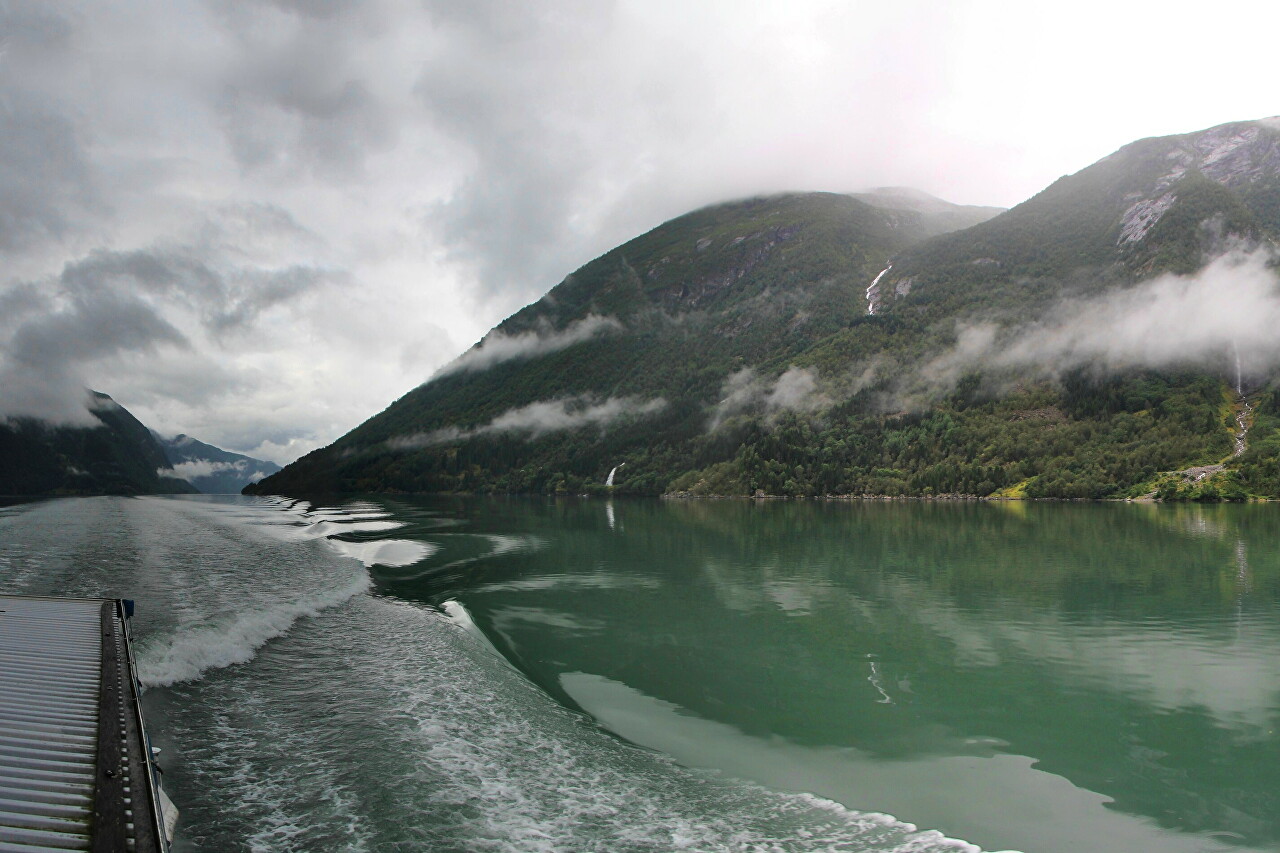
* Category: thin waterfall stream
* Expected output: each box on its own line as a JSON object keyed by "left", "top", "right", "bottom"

{"left": 866, "top": 264, "right": 891, "bottom": 315}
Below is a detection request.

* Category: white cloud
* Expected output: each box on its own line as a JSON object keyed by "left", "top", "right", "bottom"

{"left": 168, "top": 458, "right": 249, "bottom": 480}
{"left": 388, "top": 394, "right": 666, "bottom": 449}
{"left": 766, "top": 367, "right": 823, "bottom": 412}
{"left": 924, "top": 249, "right": 1280, "bottom": 389}
{"left": 435, "top": 314, "right": 621, "bottom": 377}
{"left": 709, "top": 366, "right": 828, "bottom": 430}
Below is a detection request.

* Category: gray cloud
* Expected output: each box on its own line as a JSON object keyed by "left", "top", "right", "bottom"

{"left": 249, "top": 0, "right": 361, "bottom": 20}
{"left": 415, "top": 2, "right": 686, "bottom": 305}
{"left": 388, "top": 394, "right": 667, "bottom": 449}
{"left": 0, "top": 211, "right": 341, "bottom": 426}
{"left": 211, "top": 264, "right": 340, "bottom": 332}
{"left": 210, "top": 1, "right": 397, "bottom": 178}
{"left": 8, "top": 287, "right": 187, "bottom": 368}
{"left": 0, "top": 264, "right": 191, "bottom": 424}
{"left": 0, "top": 1, "right": 76, "bottom": 51}
{"left": 54, "top": 233, "right": 338, "bottom": 336}
{"left": 0, "top": 283, "right": 46, "bottom": 334}
{"left": 0, "top": 4, "right": 101, "bottom": 258}
{"left": 203, "top": 423, "right": 320, "bottom": 467}
{"left": 407, "top": 1, "right": 960, "bottom": 314}
{"left": 0, "top": 93, "right": 100, "bottom": 253}
{"left": 436, "top": 314, "right": 621, "bottom": 377}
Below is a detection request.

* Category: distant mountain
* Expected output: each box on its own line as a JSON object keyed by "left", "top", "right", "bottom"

{"left": 851, "top": 186, "right": 1004, "bottom": 237}
{"left": 250, "top": 119, "right": 1280, "bottom": 501}
{"left": 0, "top": 392, "right": 197, "bottom": 496}
{"left": 155, "top": 434, "right": 281, "bottom": 494}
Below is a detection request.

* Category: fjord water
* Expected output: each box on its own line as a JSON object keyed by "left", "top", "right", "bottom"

{"left": 1, "top": 497, "right": 1277, "bottom": 852}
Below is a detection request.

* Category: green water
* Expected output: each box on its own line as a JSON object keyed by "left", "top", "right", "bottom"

{"left": 385, "top": 498, "right": 1280, "bottom": 853}
{"left": 3, "top": 495, "right": 1276, "bottom": 851}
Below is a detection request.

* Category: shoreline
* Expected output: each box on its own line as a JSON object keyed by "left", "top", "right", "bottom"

{"left": 659, "top": 492, "right": 1271, "bottom": 503}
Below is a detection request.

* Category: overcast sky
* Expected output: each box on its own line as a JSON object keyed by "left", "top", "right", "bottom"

{"left": 3, "top": 0, "right": 1279, "bottom": 464}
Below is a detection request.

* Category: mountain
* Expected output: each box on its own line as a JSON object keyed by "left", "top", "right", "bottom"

{"left": 155, "top": 434, "right": 281, "bottom": 494}
{"left": 0, "top": 392, "right": 198, "bottom": 496}
{"left": 852, "top": 186, "right": 1004, "bottom": 238}
{"left": 250, "top": 118, "right": 1280, "bottom": 501}
{"left": 250, "top": 190, "right": 995, "bottom": 495}
{"left": 870, "top": 118, "right": 1280, "bottom": 319}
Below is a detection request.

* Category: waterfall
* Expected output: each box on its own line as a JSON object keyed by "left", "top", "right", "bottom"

{"left": 1231, "top": 342, "right": 1251, "bottom": 455}
{"left": 1235, "top": 345, "right": 1244, "bottom": 396}
{"left": 1234, "top": 400, "right": 1254, "bottom": 456}
{"left": 866, "top": 265, "right": 891, "bottom": 315}
{"left": 605, "top": 463, "right": 625, "bottom": 487}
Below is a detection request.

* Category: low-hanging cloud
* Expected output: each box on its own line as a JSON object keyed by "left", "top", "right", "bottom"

{"left": 166, "top": 458, "right": 251, "bottom": 480}
{"left": 157, "top": 458, "right": 271, "bottom": 486}
{"left": 435, "top": 314, "right": 621, "bottom": 377}
{"left": 709, "top": 366, "right": 828, "bottom": 430}
{"left": 388, "top": 394, "right": 666, "bottom": 449}
{"left": 924, "top": 249, "right": 1280, "bottom": 389}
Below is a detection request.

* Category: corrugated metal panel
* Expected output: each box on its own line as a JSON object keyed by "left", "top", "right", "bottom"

{"left": 0, "top": 596, "right": 171, "bottom": 853}
{"left": 0, "top": 596, "right": 101, "bottom": 852}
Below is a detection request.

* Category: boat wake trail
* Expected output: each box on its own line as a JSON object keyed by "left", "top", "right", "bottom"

{"left": 162, "top": 591, "right": 989, "bottom": 852}
{"left": 129, "top": 497, "right": 386, "bottom": 687}
{"left": 136, "top": 571, "right": 371, "bottom": 687}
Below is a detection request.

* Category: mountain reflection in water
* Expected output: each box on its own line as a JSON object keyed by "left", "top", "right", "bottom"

{"left": 381, "top": 498, "right": 1280, "bottom": 853}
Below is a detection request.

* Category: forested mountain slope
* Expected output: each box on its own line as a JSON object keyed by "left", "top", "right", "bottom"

{"left": 1, "top": 393, "right": 197, "bottom": 496}
{"left": 251, "top": 119, "right": 1280, "bottom": 500}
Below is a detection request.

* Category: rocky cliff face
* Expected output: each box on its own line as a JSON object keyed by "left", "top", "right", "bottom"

{"left": 1138, "top": 120, "right": 1280, "bottom": 194}
{"left": 1115, "top": 119, "right": 1280, "bottom": 250}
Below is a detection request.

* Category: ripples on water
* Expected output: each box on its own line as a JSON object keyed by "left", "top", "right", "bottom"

{"left": 0, "top": 496, "right": 981, "bottom": 853}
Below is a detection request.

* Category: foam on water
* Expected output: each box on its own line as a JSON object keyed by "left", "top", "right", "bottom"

{"left": 136, "top": 570, "right": 371, "bottom": 687}
{"left": 485, "top": 532, "right": 545, "bottom": 557}
{"left": 131, "top": 498, "right": 451, "bottom": 685}
{"left": 383, "top": 531, "right": 548, "bottom": 581}
{"left": 325, "top": 537, "right": 437, "bottom": 568}
{"left": 296, "top": 519, "right": 404, "bottom": 539}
